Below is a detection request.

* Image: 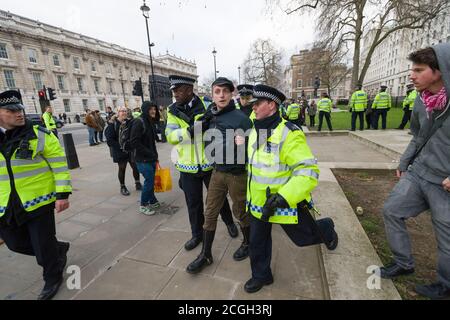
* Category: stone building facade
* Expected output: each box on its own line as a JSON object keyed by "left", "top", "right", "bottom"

{"left": 0, "top": 10, "right": 198, "bottom": 116}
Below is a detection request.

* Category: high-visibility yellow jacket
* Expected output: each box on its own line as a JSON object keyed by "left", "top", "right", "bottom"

{"left": 349, "top": 90, "right": 368, "bottom": 112}
{"left": 318, "top": 98, "right": 332, "bottom": 113}
{"left": 247, "top": 120, "right": 319, "bottom": 224}
{"left": 403, "top": 90, "right": 417, "bottom": 111}
{"left": 0, "top": 126, "right": 72, "bottom": 217}
{"left": 42, "top": 112, "right": 57, "bottom": 130}
{"left": 372, "top": 92, "right": 392, "bottom": 110}
{"left": 165, "top": 96, "right": 213, "bottom": 174}
{"left": 286, "top": 103, "right": 301, "bottom": 120}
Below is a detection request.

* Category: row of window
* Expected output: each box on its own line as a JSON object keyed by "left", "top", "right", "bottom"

{"left": 61, "top": 98, "right": 108, "bottom": 113}
{"left": 2, "top": 69, "right": 144, "bottom": 95}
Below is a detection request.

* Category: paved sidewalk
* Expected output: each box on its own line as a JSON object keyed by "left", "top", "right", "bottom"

{"left": 0, "top": 130, "right": 411, "bottom": 300}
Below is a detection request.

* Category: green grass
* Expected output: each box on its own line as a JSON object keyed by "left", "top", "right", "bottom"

{"left": 309, "top": 108, "right": 409, "bottom": 131}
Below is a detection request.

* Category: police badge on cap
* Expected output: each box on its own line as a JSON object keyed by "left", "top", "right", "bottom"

{"left": 0, "top": 90, "right": 25, "bottom": 111}
{"left": 237, "top": 84, "right": 254, "bottom": 96}
{"left": 250, "top": 85, "right": 286, "bottom": 106}
{"left": 168, "top": 75, "right": 196, "bottom": 90}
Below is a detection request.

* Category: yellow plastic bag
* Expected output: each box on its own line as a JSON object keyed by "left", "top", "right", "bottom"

{"left": 154, "top": 162, "right": 172, "bottom": 193}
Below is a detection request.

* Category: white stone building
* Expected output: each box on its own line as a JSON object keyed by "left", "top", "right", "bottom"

{"left": 0, "top": 10, "right": 198, "bottom": 116}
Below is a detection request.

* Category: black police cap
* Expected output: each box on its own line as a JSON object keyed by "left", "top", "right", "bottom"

{"left": 169, "top": 75, "right": 196, "bottom": 90}
{"left": 0, "top": 90, "right": 24, "bottom": 111}
{"left": 237, "top": 84, "right": 254, "bottom": 96}
{"left": 249, "top": 84, "right": 286, "bottom": 106}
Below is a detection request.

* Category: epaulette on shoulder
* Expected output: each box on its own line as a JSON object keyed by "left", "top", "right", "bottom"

{"left": 285, "top": 121, "right": 302, "bottom": 132}
{"left": 36, "top": 126, "right": 51, "bottom": 135}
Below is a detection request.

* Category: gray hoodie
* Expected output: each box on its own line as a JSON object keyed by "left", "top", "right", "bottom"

{"left": 399, "top": 43, "right": 450, "bottom": 185}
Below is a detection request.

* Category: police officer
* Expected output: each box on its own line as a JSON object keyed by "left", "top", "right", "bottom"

{"left": 349, "top": 85, "right": 368, "bottom": 131}
{"left": 236, "top": 84, "right": 254, "bottom": 118}
{"left": 245, "top": 85, "right": 338, "bottom": 293}
{"left": 0, "top": 90, "right": 72, "bottom": 300}
{"left": 317, "top": 92, "right": 333, "bottom": 132}
{"left": 286, "top": 99, "right": 302, "bottom": 128}
{"left": 42, "top": 106, "right": 58, "bottom": 137}
{"left": 397, "top": 84, "right": 417, "bottom": 130}
{"left": 372, "top": 85, "right": 392, "bottom": 130}
{"left": 165, "top": 75, "right": 238, "bottom": 251}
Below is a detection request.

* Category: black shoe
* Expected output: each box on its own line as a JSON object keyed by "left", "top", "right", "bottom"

{"left": 186, "top": 230, "right": 215, "bottom": 274}
{"left": 184, "top": 237, "right": 202, "bottom": 251}
{"left": 135, "top": 182, "right": 142, "bottom": 191}
{"left": 244, "top": 278, "right": 274, "bottom": 294}
{"left": 226, "top": 223, "right": 239, "bottom": 238}
{"left": 37, "top": 277, "right": 64, "bottom": 300}
{"left": 120, "top": 186, "right": 130, "bottom": 196}
{"left": 379, "top": 263, "right": 414, "bottom": 279}
{"left": 415, "top": 282, "right": 450, "bottom": 300}
{"left": 89, "top": 144, "right": 96, "bottom": 147}
{"left": 233, "top": 226, "right": 250, "bottom": 261}
{"left": 317, "top": 218, "right": 338, "bottom": 251}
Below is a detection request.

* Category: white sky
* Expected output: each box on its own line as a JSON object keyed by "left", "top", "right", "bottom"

{"left": 2, "top": 0, "right": 318, "bottom": 84}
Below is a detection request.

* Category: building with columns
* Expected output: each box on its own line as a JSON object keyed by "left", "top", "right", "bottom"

{"left": 0, "top": 10, "right": 198, "bottom": 116}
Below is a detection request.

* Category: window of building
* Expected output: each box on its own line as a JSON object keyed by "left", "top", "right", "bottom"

{"left": 53, "top": 54, "right": 60, "bottom": 66}
{"left": 106, "top": 63, "right": 112, "bottom": 74}
{"left": 0, "top": 43, "right": 8, "bottom": 59}
{"left": 108, "top": 80, "right": 114, "bottom": 93}
{"left": 297, "top": 80, "right": 302, "bottom": 88}
{"left": 32, "top": 72, "right": 43, "bottom": 90}
{"left": 77, "top": 77, "right": 84, "bottom": 91}
{"left": 82, "top": 99, "right": 89, "bottom": 110}
{"left": 28, "top": 49, "right": 38, "bottom": 63}
{"left": 98, "top": 99, "right": 105, "bottom": 111}
{"left": 3, "top": 70, "right": 16, "bottom": 88}
{"left": 73, "top": 57, "right": 80, "bottom": 69}
{"left": 91, "top": 61, "right": 97, "bottom": 72}
{"left": 94, "top": 79, "right": 100, "bottom": 93}
{"left": 57, "top": 75, "right": 65, "bottom": 90}
{"left": 63, "top": 99, "right": 71, "bottom": 113}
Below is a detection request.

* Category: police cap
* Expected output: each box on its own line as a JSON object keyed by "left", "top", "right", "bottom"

{"left": 0, "top": 90, "right": 25, "bottom": 111}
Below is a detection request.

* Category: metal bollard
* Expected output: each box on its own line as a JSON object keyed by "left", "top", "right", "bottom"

{"left": 62, "top": 133, "right": 80, "bottom": 169}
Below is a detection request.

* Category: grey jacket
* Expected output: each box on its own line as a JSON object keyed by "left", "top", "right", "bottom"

{"left": 399, "top": 43, "right": 450, "bottom": 185}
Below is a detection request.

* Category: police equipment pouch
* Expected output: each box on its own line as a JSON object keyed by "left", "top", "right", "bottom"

{"left": 16, "top": 139, "right": 33, "bottom": 160}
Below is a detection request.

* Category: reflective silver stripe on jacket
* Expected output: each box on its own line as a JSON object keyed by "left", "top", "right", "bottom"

{"left": 13, "top": 167, "right": 51, "bottom": 180}
{"left": 292, "top": 169, "right": 319, "bottom": 180}
{"left": 51, "top": 166, "right": 69, "bottom": 174}
{"left": 11, "top": 155, "right": 45, "bottom": 167}
{"left": 36, "top": 129, "right": 46, "bottom": 153}
{"left": 46, "top": 156, "right": 67, "bottom": 164}
{"left": 166, "top": 124, "right": 181, "bottom": 131}
{"left": 56, "top": 180, "right": 71, "bottom": 186}
{"left": 290, "top": 158, "right": 318, "bottom": 170}
{"left": 0, "top": 160, "right": 5, "bottom": 168}
{"left": 250, "top": 161, "right": 290, "bottom": 172}
{"left": 249, "top": 175, "right": 290, "bottom": 185}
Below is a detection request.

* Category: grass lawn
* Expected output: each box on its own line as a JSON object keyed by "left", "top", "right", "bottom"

{"left": 309, "top": 108, "right": 409, "bottom": 131}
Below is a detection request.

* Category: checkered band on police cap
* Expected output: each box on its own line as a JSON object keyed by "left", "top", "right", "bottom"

{"left": 251, "top": 84, "right": 286, "bottom": 105}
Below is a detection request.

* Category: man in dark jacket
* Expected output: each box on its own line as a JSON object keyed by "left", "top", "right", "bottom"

{"left": 381, "top": 45, "right": 450, "bottom": 300}
{"left": 186, "top": 77, "right": 253, "bottom": 274}
{"left": 130, "top": 101, "right": 160, "bottom": 216}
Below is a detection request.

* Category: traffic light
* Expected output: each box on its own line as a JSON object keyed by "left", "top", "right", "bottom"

{"left": 47, "top": 87, "right": 57, "bottom": 101}
{"left": 38, "top": 89, "right": 47, "bottom": 102}
{"left": 132, "top": 79, "right": 143, "bottom": 97}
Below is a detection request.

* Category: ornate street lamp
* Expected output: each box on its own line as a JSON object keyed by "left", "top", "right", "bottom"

{"left": 141, "top": 0, "right": 157, "bottom": 104}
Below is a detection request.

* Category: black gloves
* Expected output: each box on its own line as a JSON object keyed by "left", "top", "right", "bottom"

{"left": 261, "top": 187, "right": 290, "bottom": 222}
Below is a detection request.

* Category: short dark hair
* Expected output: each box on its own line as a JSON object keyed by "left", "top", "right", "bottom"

{"left": 408, "top": 47, "right": 440, "bottom": 71}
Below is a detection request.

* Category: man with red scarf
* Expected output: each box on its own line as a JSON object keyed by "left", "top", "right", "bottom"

{"left": 380, "top": 45, "right": 450, "bottom": 300}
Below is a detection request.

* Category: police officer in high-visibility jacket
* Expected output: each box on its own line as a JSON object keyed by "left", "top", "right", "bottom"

{"left": 42, "top": 106, "right": 58, "bottom": 137}
{"left": 349, "top": 85, "right": 368, "bottom": 131}
{"left": 0, "top": 90, "right": 72, "bottom": 300}
{"left": 286, "top": 100, "right": 302, "bottom": 128}
{"left": 245, "top": 85, "right": 338, "bottom": 294}
{"left": 317, "top": 92, "right": 333, "bottom": 132}
{"left": 397, "top": 84, "right": 417, "bottom": 130}
{"left": 165, "top": 75, "right": 238, "bottom": 252}
{"left": 236, "top": 84, "right": 254, "bottom": 118}
{"left": 372, "top": 85, "right": 392, "bottom": 130}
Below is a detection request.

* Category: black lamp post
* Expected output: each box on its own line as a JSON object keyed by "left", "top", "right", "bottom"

{"left": 238, "top": 66, "right": 241, "bottom": 84}
{"left": 141, "top": 0, "right": 157, "bottom": 105}
{"left": 31, "top": 96, "right": 37, "bottom": 113}
{"left": 212, "top": 48, "right": 218, "bottom": 80}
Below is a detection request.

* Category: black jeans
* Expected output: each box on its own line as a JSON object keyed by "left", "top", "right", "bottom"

{"left": 398, "top": 110, "right": 412, "bottom": 129}
{"left": 318, "top": 111, "right": 332, "bottom": 131}
{"left": 351, "top": 111, "right": 365, "bottom": 131}
{"left": 180, "top": 171, "right": 234, "bottom": 239}
{"left": 0, "top": 211, "right": 64, "bottom": 284}
{"left": 373, "top": 109, "right": 388, "bottom": 130}
{"left": 309, "top": 115, "right": 316, "bottom": 127}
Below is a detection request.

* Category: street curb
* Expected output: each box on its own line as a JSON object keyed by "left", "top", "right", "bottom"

{"left": 348, "top": 132, "right": 403, "bottom": 160}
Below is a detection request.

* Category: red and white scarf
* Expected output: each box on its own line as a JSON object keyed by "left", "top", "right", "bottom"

{"left": 421, "top": 87, "right": 448, "bottom": 116}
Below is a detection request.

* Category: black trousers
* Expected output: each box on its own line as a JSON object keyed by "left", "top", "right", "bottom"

{"left": 318, "top": 111, "right": 332, "bottom": 131}
{"left": 309, "top": 115, "right": 316, "bottom": 127}
{"left": 366, "top": 113, "right": 373, "bottom": 129}
{"left": 351, "top": 111, "right": 365, "bottom": 131}
{"left": 249, "top": 212, "right": 330, "bottom": 282}
{"left": 0, "top": 211, "right": 64, "bottom": 284}
{"left": 373, "top": 109, "right": 388, "bottom": 130}
{"left": 398, "top": 110, "right": 412, "bottom": 129}
{"left": 180, "top": 171, "right": 234, "bottom": 239}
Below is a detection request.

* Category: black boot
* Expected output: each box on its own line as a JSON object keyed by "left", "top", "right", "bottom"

{"left": 233, "top": 226, "right": 250, "bottom": 261}
{"left": 317, "top": 218, "right": 338, "bottom": 251}
{"left": 186, "top": 230, "right": 215, "bottom": 274}
{"left": 120, "top": 185, "right": 130, "bottom": 196}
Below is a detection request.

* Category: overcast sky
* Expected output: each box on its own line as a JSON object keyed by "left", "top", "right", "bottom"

{"left": 2, "top": 0, "right": 318, "bottom": 84}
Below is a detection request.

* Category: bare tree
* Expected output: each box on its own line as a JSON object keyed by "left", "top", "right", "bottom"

{"left": 267, "top": 0, "right": 450, "bottom": 88}
{"left": 243, "top": 39, "right": 284, "bottom": 87}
